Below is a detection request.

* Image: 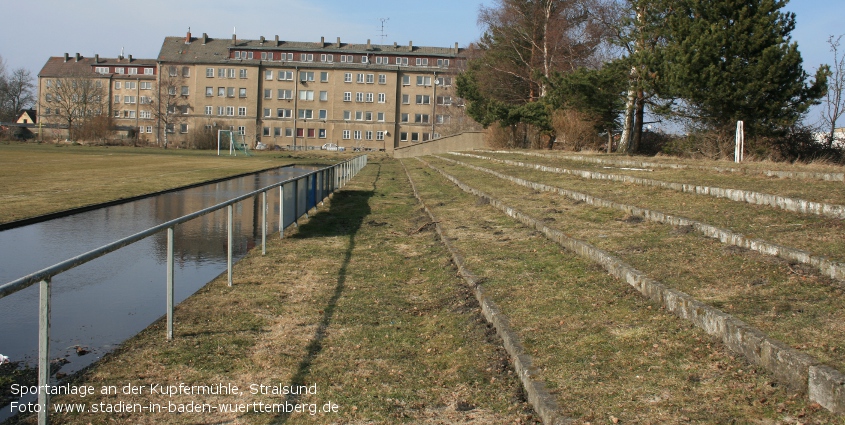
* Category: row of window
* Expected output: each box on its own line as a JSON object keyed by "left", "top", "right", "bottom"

{"left": 203, "top": 106, "right": 249, "bottom": 116}
{"left": 45, "top": 79, "right": 103, "bottom": 88}
{"left": 261, "top": 127, "right": 333, "bottom": 139}
{"left": 399, "top": 75, "right": 452, "bottom": 87}
{"left": 114, "top": 95, "right": 152, "bottom": 104}
{"left": 44, "top": 94, "right": 103, "bottom": 103}
{"left": 206, "top": 87, "right": 249, "bottom": 98}
{"left": 205, "top": 68, "right": 249, "bottom": 79}
{"left": 342, "top": 73, "right": 388, "bottom": 84}
{"left": 114, "top": 109, "right": 150, "bottom": 119}
{"left": 233, "top": 51, "right": 452, "bottom": 68}
{"left": 96, "top": 67, "right": 154, "bottom": 76}
{"left": 114, "top": 81, "right": 153, "bottom": 90}
{"left": 341, "top": 130, "right": 387, "bottom": 141}
{"left": 400, "top": 132, "right": 434, "bottom": 142}
{"left": 342, "top": 92, "right": 387, "bottom": 103}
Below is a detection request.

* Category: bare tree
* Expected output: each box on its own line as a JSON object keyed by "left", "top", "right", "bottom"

{"left": 153, "top": 68, "right": 191, "bottom": 148}
{"left": 1, "top": 68, "right": 36, "bottom": 121}
{"left": 821, "top": 34, "right": 845, "bottom": 147}
{"left": 477, "top": 0, "right": 608, "bottom": 103}
{"left": 42, "top": 72, "right": 107, "bottom": 141}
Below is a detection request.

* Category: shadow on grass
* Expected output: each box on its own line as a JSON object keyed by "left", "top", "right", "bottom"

{"left": 273, "top": 163, "right": 381, "bottom": 424}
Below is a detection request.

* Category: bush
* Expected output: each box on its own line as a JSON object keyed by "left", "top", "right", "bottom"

{"left": 551, "top": 109, "right": 601, "bottom": 151}
{"left": 761, "top": 125, "right": 845, "bottom": 164}
{"left": 188, "top": 125, "right": 218, "bottom": 150}
{"left": 484, "top": 123, "right": 545, "bottom": 149}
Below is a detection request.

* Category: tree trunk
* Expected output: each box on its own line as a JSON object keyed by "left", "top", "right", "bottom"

{"left": 631, "top": 90, "right": 645, "bottom": 155}
{"left": 619, "top": 84, "right": 636, "bottom": 153}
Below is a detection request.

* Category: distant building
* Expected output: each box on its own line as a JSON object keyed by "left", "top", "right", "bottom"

{"left": 37, "top": 53, "right": 158, "bottom": 142}
{"left": 814, "top": 127, "right": 845, "bottom": 149}
{"left": 37, "top": 31, "right": 467, "bottom": 152}
{"left": 15, "top": 109, "right": 36, "bottom": 124}
{"left": 157, "top": 30, "right": 465, "bottom": 152}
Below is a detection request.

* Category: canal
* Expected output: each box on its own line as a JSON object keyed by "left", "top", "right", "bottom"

{"left": 0, "top": 165, "right": 318, "bottom": 397}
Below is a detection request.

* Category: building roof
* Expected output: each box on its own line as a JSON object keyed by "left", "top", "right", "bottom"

{"left": 39, "top": 55, "right": 157, "bottom": 78}
{"left": 16, "top": 109, "right": 37, "bottom": 122}
{"left": 157, "top": 33, "right": 464, "bottom": 66}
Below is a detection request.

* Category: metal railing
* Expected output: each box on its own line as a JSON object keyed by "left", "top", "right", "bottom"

{"left": 0, "top": 155, "right": 367, "bottom": 424}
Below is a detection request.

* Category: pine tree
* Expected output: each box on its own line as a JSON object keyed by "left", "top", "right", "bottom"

{"left": 655, "top": 0, "right": 827, "bottom": 137}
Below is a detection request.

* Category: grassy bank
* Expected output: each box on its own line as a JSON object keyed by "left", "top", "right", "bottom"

{"left": 404, "top": 157, "right": 840, "bottom": 424}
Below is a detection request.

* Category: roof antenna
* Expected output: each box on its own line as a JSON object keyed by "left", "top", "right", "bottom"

{"left": 378, "top": 18, "right": 389, "bottom": 45}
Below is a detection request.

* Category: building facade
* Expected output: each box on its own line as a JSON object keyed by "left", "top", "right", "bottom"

{"left": 37, "top": 32, "right": 466, "bottom": 152}
{"left": 157, "top": 31, "right": 465, "bottom": 152}
{"left": 38, "top": 53, "right": 158, "bottom": 141}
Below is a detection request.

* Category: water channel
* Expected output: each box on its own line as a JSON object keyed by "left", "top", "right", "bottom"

{"left": 0, "top": 165, "right": 319, "bottom": 407}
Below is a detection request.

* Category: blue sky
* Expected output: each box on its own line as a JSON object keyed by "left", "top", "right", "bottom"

{"left": 2, "top": 0, "right": 842, "bottom": 124}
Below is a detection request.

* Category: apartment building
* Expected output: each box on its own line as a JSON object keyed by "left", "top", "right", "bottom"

{"left": 157, "top": 31, "right": 464, "bottom": 152}
{"left": 37, "top": 53, "right": 158, "bottom": 141}
{"left": 36, "top": 32, "right": 465, "bottom": 151}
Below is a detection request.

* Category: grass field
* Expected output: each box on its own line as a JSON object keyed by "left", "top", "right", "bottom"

{"left": 0, "top": 142, "right": 352, "bottom": 225}
{"left": 2, "top": 145, "right": 844, "bottom": 424}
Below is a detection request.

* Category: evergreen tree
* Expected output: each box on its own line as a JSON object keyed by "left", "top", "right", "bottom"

{"left": 655, "top": 0, "right": 827, "bottom": 137}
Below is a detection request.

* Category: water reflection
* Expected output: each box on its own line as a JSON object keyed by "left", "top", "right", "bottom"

{"left": 0, "top": 166, "right": 318, "bottom": 380}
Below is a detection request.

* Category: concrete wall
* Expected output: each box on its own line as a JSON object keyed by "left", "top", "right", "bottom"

{"left": 393, "top": 131, "right": 486, "bottom": 158}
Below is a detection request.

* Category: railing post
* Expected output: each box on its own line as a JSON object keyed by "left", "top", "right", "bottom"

{"left": 261, "top": 191, "right": 267, "bottom": 255}
{"left": 293, "top": 179, "right": 299, "bottom": 227}
{"left": 279, "top": 185, "right": 285, "bottom": 239}
{"left": 167, "top": 227, "right": 174, "bottom": 340}
{"left": 320, "top": 169, "right": 326, "bottom": 205}
{"left": 227, "top": 204, "right": 233, "bottom": 287}
{"left": 38, "top": 278, "right": 51, "bottom": 425}
{"left": 304, "top": 174, "right": 310, "bottom": 219}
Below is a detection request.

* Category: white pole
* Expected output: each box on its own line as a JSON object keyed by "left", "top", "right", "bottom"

{"left": 735, "top": 121, "right": 744, "bottom": 163}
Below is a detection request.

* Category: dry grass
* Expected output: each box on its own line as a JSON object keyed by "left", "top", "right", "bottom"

{"left": 426, "top": 155, "right": 845, "bottom": 370}
{"left": 469, "top": 151, "right": 845, "bottom": 208}
{"left": 0, "top": 143, "right": 350, "bottom": 225}
{"left": 495, "top": 149, "right": 845, "bottom": 175}
{"left": 444, "top": 153, "right": 845, "bottom": 267}
{"left": 406, "top": 157, "right": 843, "bottom": 424}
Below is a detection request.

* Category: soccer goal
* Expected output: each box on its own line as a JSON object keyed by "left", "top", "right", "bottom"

{"left": 217, "top": 130, "right": 251, "bottom": 156}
